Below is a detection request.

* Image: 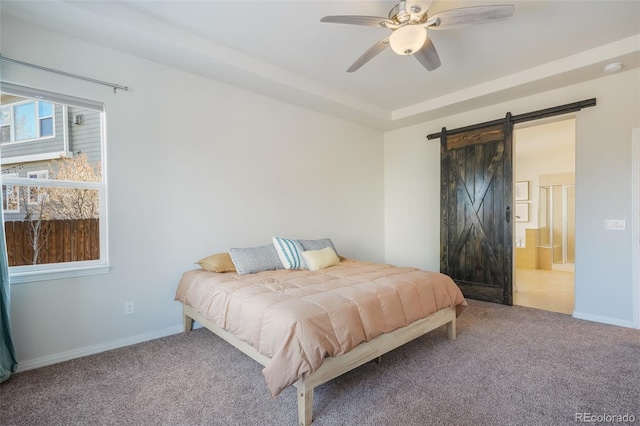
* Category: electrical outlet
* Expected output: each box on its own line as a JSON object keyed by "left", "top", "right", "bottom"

{"left": 125, "top": 301, "right": 134, "bottom": 315}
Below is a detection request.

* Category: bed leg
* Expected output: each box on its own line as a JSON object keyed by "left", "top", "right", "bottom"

{"left": 446, "top": 317, "right": 457, "bottom": 340}
{"left": 183, "top": 314, "right": 193, "bottom": 334}
{"left": 297, "top": 382, "right": 314, "bottom": 426}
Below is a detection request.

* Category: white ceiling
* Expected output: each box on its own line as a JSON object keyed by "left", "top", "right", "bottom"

{"left": 2, "top": 1, "right": 639, "bottom": 130}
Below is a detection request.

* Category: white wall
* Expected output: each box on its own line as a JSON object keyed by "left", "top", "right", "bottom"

{"left": 385, "top": 68, "right": 640, "bottom": 328}
{"left": 1, "top": 17, "right": 385, "bottom": 367}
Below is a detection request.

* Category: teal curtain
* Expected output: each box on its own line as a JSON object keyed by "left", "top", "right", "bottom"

{"left": 0, "top": 192, "right": 17, "bottom": 382}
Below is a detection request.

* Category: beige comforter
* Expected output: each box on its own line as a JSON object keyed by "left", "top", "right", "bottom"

{"left": 175, "top": 259, "right": 467, "bottom": 397}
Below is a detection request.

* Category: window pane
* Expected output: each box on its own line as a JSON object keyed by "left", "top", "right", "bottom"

{"left": 40, "top": 117, "right": 53, "bottom": 136}
{"left": 2, "top": 173, "right": 19, "bottom": 212}
{"left": 0, "top": 107, "right": 10, "bottom": 126}
{"left": 27, "top": 171, "right": 49, "bottom": 205}
{"left": 6, "top": 186, "right": 101, "bottom": 266}
{"left": 52, "top": 154, "right": 102, "bottom": 183}
{"left": 14, "top": 102, "right": 36, "bottom": 140}
{"left": 2, "top": 173, "right": 20, "bottom": 213}
{"left": 0, "top": 126, "right": 9, "bottom": 143}
{"left": 38, "top": 101, "right": 53, "bottom": 117}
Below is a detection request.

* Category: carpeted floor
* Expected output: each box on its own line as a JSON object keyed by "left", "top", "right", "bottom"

{"left": 1, "top": 300, "right": 638, "bottom": 426}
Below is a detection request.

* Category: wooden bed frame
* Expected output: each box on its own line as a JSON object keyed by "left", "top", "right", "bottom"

{"left": 183, "top": 303, "right": 457, "bottom": 426}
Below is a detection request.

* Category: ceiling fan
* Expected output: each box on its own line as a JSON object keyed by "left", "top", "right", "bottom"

{"left": 320, "top": 1, "right": 514, "bottom": 72}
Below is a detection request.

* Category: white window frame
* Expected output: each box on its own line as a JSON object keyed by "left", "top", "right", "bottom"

{"left": 0, "top": 82, "right": 110, "bottom": 283}
{"left": 0, "top": 99, "right": 56, "bottom": 145}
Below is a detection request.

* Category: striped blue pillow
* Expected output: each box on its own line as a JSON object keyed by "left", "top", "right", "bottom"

{"left": 272, "top": 237, "right": 306, "bottom": 269}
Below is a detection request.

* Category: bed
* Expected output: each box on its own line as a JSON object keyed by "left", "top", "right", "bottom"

{"left": 175, "top": 258, "right": 467, "bottom": 425}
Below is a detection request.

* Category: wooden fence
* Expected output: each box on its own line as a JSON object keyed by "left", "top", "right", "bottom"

{"left": 4, "top": 219, "right": 99, "bottom": 266}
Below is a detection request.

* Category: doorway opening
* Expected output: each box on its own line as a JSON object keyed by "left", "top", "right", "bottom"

{"left": 513, "top": 118, "right": 576, "bottom": 314}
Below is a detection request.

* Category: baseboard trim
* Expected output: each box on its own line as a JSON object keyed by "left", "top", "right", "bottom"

{"left": 16, "top": 324, "right": 187, "bottom": 373}
{"left": 572, "top": 311, "right": 636, "bottom": 329}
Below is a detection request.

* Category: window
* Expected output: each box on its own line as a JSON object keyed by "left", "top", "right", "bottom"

{"left": 0, "top": 100, "right": 55, "bottom": 143}
{"left": 0, "top": 108, "right": 10, "bottom": 142}
{"left": 1, "top": 173, "right": 20, "bottom": 213}
{"left": 38, "top": 102, "right": 54, "bottom": 137}
{"left": 0, "top": 82, "right": 109, "bottom": 283}
{"left": 27, "top": 170, "right": 49, "bottom": 205}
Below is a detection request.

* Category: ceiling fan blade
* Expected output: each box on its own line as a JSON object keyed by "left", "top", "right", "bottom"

{"left": 347, "top": 37, "right": 390, "bottom": 72}
{"left": 427, "top": 4, "right": 514, "bottom": 30}
{"left": 414, "top": 36, "right": 441, "bottom": 71}
{"left": 321, "top": 15, "right": 393, "bottom": 28}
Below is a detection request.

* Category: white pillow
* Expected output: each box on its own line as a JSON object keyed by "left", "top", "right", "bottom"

{"left": 272, "top": 237, "right": 306, "bottom": 269}
{"left": 301, "top": 247, "right": 341, "bottom": 271}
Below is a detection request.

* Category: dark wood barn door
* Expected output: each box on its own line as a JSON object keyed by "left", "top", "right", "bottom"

{"left": 440, "top": 119, "right": 513, "bottom": 304}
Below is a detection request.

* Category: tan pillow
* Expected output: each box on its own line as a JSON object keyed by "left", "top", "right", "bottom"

{"left": 196, "top": 252, "right": 236, "bottom": 273}
{"left": 301, "top": 247, "right": 341, "bottom": 271}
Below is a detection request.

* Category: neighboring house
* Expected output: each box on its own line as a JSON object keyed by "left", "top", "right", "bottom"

{"left": 1, "top": 94, "right": 101, "bottom": 221}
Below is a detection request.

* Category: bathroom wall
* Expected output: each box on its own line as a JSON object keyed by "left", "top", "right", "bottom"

{"left": 514, "top": 118, "right": 576, "bottom": 248}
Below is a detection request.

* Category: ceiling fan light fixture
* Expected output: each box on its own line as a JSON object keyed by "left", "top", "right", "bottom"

{"left": 389, "top": 25, "right": 426, "bottom": 55}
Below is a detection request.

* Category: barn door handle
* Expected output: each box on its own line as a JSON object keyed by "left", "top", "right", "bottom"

{"left": 506, "top": 206, "right": 511, "bottom": 223}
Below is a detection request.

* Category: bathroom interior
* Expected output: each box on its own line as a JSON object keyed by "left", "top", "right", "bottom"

{"left": 513, "top": 118, "right": 576, "bottom": 314}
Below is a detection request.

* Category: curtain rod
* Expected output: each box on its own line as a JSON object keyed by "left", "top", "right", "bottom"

{"left": 0, "top": 54, "right": 129, "bottom": 94}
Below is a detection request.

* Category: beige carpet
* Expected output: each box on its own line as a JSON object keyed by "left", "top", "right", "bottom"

{"left": 1, "top": 299, "right": 638, "bottom": 426}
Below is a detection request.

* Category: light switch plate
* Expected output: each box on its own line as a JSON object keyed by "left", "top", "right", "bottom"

{"left": 604, "top": 219, "right": 626, "bottom": 230}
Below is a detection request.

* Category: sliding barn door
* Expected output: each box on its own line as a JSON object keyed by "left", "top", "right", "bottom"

{"left": 440, "top": 119, "right": 513, "bottom": 304}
